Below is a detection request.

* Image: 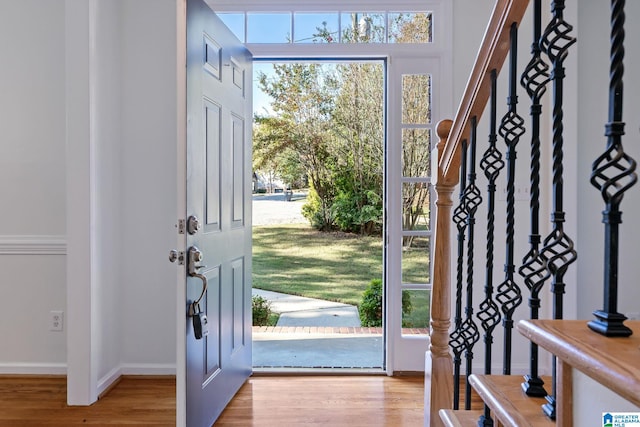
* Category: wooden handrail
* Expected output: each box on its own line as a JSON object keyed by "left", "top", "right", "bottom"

{"left": 439, "top": 0, "right": 530, "bottom": 184}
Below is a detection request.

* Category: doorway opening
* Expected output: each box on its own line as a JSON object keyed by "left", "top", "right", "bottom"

{"left": 250, "top": 59, "right": 388, "bottom": 370}
{"left": 217, "top": 5, "right": 443, "bottom": 373}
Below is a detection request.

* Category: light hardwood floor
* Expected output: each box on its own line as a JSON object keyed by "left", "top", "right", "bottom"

{"left": 0, "top": 376, "right": 175, "bottom": 426}
{"left": 218, "top": 375, "right": 424, "bottom": 426}
{"left": 0, "top": 375, "right": 425, "bottom": 426}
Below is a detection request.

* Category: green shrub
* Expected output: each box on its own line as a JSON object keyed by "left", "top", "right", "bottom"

{"left": 302, "top": 186, "right": 334, "bottom": 230}
{"left": 331, "top": 190, "right": 382, "bottom": 235}
{"left": 252, "top": 295, "right": 273, "bottom": 326}
{"left": 359, "top": 279, "right": 413, "bottom": 327}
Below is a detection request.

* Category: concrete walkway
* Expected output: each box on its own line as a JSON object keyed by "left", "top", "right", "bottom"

{"left": 251, "top": 289, "right": 383, "bottom": 369}
{"left": 252, "top": 289, "right": 361, "bottom": 327}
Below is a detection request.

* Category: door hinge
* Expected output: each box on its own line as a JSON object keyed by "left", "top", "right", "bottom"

{"left": 178, "top": 219, "right": 186, "bottom": 234}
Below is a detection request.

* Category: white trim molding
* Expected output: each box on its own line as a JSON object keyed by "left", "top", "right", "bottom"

{"left": 98, "top": 364, "right": 177, "bottom": 396}
{"left": 0, "top": 363, "right": 176, "bottom": 382}
{"left": 210, "top": 0, "right": 446, "bottom": 12}
{"left": 0, "top": 362, "right": 67, "bottom": 375}
{"left": 120, "top": 363, "right": 177, "bottom": 376}
{"left": 0, "top": 235, "right": 67, "bottom": 255}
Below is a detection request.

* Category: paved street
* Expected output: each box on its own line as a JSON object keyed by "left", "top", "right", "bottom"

{"left": 252, "top": 191, "right": 307, "bottom": 225}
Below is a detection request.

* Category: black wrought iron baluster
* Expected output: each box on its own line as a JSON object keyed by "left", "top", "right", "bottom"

{"left": 588, "top": 0, "right": 637, "bottom": 338}
{"left": 462, "top": 117, "right": 482, "bottom": 410}
{"left": 476, "top": 69, "right": 504, "bottom": 427}
{"left": 539, "top": 0, "right": 578, "bottom": 419}
{"left": 496, "top": 22, "right": 525, "bottom": 376}
{"left": 519, "top": 0, "right": 551, "bottom": 398}
{"left": 449, "top": 139, "right": 469, "bottom": 410}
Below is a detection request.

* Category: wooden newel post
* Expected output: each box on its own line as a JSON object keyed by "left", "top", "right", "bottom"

{"left": 425, "top": 119, "right": 457, "bottom": 427}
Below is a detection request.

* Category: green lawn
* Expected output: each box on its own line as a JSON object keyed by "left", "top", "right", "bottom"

{"left": 252, "top": 223, "right": 430, "bottom": 327}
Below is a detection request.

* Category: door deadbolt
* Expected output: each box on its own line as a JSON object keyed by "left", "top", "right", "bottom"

{"left": 169, "top": 250, "right": 184, "bottom": 265}
{"left": 187, "top": 215, "right": 201, "bottom": 235}
{"left": 187, "top": 246, "right": 206, "bottom": 276}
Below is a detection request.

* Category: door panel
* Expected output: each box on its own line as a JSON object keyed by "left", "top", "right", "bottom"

{"left": 204, "top": 100, "right": 221, "bottom": 230}
{"left": 186, "top": 0, "right": 252, "bottom": 425}
{"left": 205, "top": 267, "right": 221, "bottom": 375}
{"left": 231, "top": 115, "right": 245, "bottom": 225}
{"left": 231, "top": 258, "right": 246, "bottom": 352}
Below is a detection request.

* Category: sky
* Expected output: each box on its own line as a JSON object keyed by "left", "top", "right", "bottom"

{"left": 253, "top": 62, "right": 276, "bottom": 116}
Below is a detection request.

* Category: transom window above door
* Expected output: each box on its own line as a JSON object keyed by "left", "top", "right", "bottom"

{"left": 218, "top": 11, "right": 432, "bottom": 44}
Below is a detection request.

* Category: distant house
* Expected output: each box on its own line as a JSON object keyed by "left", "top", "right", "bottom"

{"left": 253, "top": 171, "right": 284, "bottom": 193}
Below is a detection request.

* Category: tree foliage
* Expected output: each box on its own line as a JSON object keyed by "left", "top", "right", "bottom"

{"left": 253, "top": 13, "right": 432, "bottom": 238}
{"left": 254, "top": 64, "right": 337, "bottom": 228}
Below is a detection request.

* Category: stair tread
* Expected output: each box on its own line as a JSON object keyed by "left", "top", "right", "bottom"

{"left": 439, "top": 409, "right": 484, "bottom": 427}
{"left": 469, "top": 375, "right": 554, "bottom": 427}
{"left": 518, "top": 319, "right": 640, "bottom": 407}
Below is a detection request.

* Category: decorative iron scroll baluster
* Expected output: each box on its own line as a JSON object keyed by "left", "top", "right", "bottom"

{"left": 463, "top": 117, "right": 482, "bottom": 410}
{"left": 539, "top": 0, "right": 577, "bottom": 419}
{"left": 496, "top": 22, "right": 524, "bottom": 376}
{"left": 476, "top": 69, "right": 504, "bottom": 427}
{"left": 588, "top": 0, "right": 637, "bottom": 338}
{"left": 519, "top": 0, "right": 551, "bottom": 398}
{"left": 449, "top": 139, "right": 469, "bottom": 410}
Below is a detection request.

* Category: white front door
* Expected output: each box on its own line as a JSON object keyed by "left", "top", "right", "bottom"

{"left": 183, "top": 0, "right": 253, "bottom": 425}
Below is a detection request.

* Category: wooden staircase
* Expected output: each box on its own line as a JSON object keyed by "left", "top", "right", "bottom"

{"left": 426, "top": 0, "right": 640, "bottom": 426}
{"left": 440, "top": 320, "right": 640, "bottom": 426}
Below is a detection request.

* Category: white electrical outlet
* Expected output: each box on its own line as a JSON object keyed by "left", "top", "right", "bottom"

{"left": 50, "top": 311, "right": 64, "bottom": 332}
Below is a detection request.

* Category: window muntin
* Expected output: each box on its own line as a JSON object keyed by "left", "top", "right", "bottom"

{"left": 222, "top": 11, "right": 433, "bottom": 44}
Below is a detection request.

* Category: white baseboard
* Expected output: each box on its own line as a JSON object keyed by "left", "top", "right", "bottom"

{"left": 120, "top": 363, "right": 176, "bottom": 376}
{"left": 0, "top": 362, "right": 67, "bottom": 375}
{"left": 98, "top": 363, "right": 176, "bottom": 395}
{"left": 0, "top": 362, "right": 174, "bottom": 377}
{"left": 97, "top": 365, "right": 123, "bottom": 397}
{"left": 97, "top": 363, "right": 177, "bottom": 395}
{"left": 0, "top": 235, "right": 66, "bottom": 255}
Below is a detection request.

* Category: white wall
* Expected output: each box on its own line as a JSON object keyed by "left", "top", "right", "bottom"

{"left": 0, "top": 0, "right": 178, "bottom": 386}
{"left": 576, "top": 0, "right": 640, "bottom": 321}
{"left": 0, "top": 0, "right": 67, "bottom": 373}
{"left": 65, "top": 0, "right": 178, "bottom": 403}
{"left": 93, "top": 0, "right": 124, "bottom": 387}
{"left": 119, "top": 0, "right": 178, "bottom": 371}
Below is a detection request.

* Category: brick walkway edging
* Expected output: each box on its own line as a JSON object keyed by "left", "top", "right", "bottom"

{"left": 252, "top": 326, "right": 429, "bottom": 335}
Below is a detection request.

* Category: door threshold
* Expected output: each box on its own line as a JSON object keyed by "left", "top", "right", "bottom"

{"left": 252, "top": 367, "right": 387, "bottom": 376}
